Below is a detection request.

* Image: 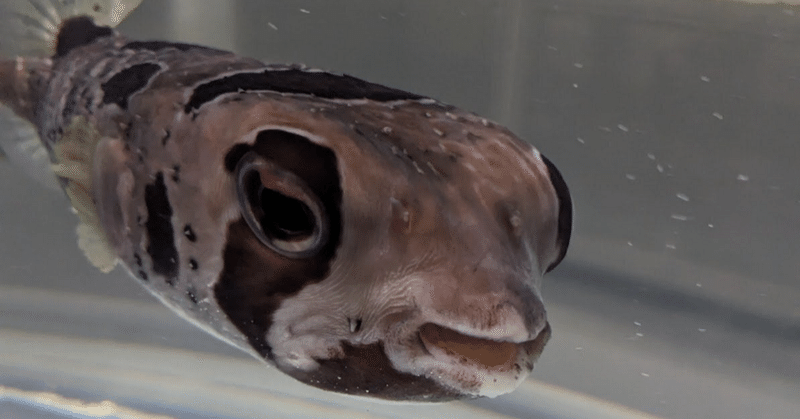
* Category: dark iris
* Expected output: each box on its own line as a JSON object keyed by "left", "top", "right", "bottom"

{"left": 259, "top": 187, "right": 316, "bottom": 241}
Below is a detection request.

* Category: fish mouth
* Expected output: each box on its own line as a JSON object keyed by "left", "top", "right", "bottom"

{"left": 417, "top": 321, "right": 551, "bottom": 372}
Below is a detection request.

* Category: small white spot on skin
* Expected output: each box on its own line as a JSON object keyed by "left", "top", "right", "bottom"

{"left": 426, "top": 161, "right": 441, "bottom": 176}
{"left": 412, "top": 161, "right": 425, "bottom": 174}
{"left": 712, "top": 112, "right": 724, "bottom": 120}
{"left": 510, "top": 213, "right": 522, "bottom": 228}
{"left": 432, "top": 128, "right": 444, "bottom": 137}
{"left": 676, "top": 193, "right": 690, "bottom": 202}
{"left": 382, "top": 126, "right": 393, "bottom": 134}
{"left": 424, "top": 112, "right": 433, "bottom": 118}
{"left": 481, "top": 118, "right": 489, "bottom": 127}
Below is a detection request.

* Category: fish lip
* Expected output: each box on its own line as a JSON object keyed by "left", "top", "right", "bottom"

{"left": 415, "top": 322, "right": 550, "bottom": 371}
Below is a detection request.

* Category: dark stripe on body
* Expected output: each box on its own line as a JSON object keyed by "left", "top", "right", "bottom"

{"left": 101, "top": 63, "right": 162, "bottom": 109}
{"left": 144, "top": 172, "right": 179, "bottom": 283}
{"left": 185, "top": 69, "right": 425, "bottom": 113}
{"left": 123, "top": 40, "right": 223, "bottom": 53}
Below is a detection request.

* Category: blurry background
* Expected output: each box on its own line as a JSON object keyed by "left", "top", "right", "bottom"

{"left": 1, "top": 0, "right": 799, "bottom": 418}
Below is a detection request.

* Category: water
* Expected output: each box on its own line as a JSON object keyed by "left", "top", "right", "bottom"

{"left": 2, "top": 0, "right": 799, "bottom": 418}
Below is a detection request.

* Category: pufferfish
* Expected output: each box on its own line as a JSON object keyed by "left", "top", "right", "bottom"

{"left": 0, "top": 0, "right": 572, "bottom": 402}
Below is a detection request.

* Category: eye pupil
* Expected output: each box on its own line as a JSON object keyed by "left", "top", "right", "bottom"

{"left": 259, "top": 187, "right": 316, "bottom": 240}
{"left": 235, "top": 151, "right": 330, "bottom": 258}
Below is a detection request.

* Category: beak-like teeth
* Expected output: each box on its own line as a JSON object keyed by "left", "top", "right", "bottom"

{"left": 417, "top": 322, "right": 521, "bottom": 370}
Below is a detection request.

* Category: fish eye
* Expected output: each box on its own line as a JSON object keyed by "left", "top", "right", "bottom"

{"left": 235, "top": 151, "right": 329, "bottom": 258}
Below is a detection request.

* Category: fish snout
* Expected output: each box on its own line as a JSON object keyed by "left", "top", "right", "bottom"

{"left": 391, "top": 272, "right": 550, "bottom": 397}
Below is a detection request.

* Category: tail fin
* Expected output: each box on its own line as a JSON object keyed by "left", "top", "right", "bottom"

{"left": 0, "top": 0, "right": 143, "bottom": 58}
{"left": 0, "top": 0, "right": 142, "bottom": 189}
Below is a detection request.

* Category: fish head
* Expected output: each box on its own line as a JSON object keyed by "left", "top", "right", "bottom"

{"left": 194, "top": 94, "right": 572, "bottom": 401}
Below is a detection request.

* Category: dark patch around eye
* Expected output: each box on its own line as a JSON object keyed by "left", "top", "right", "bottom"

{"left": 101, "top": 63, "right": 162, "bottom": 109}
{"left": 540, "top": 154, "right": 572, "bottom": 272}
{"left": 55, "top": 16, "right": 113, "bottom": 57}
{"left": 171, "top": 165, "right": 180, "bottom": 183}
{"left": 224, "top": 144, "right": 252, "bottom": 173}
{"left": 214, "top": 130, "right": 342, "bottom": 358}
{"left": 185, "top": 69, "right": 426, "bottom": 113}
{"left": 144, "top": 172, "right": 179, "bottom": 281}
{"left": 189, "top": 258, "right": 199, "bottom": 270}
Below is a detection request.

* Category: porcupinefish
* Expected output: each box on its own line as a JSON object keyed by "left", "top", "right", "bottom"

{"left": 0, "top": 0, "right": 572, "bottom": 401}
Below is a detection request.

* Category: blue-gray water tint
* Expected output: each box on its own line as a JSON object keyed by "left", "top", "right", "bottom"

{"left": 1, "top": 1, "right": 799, "bottom": 418}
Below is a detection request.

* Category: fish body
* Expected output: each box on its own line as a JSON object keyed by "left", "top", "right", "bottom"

{"left": 0, "top": 1, "right": 572, "bottom": 401}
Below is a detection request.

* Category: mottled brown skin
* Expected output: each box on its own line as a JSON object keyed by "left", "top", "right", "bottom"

{"left": 0, "top": 16, "right": 572, "bottom": 401}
